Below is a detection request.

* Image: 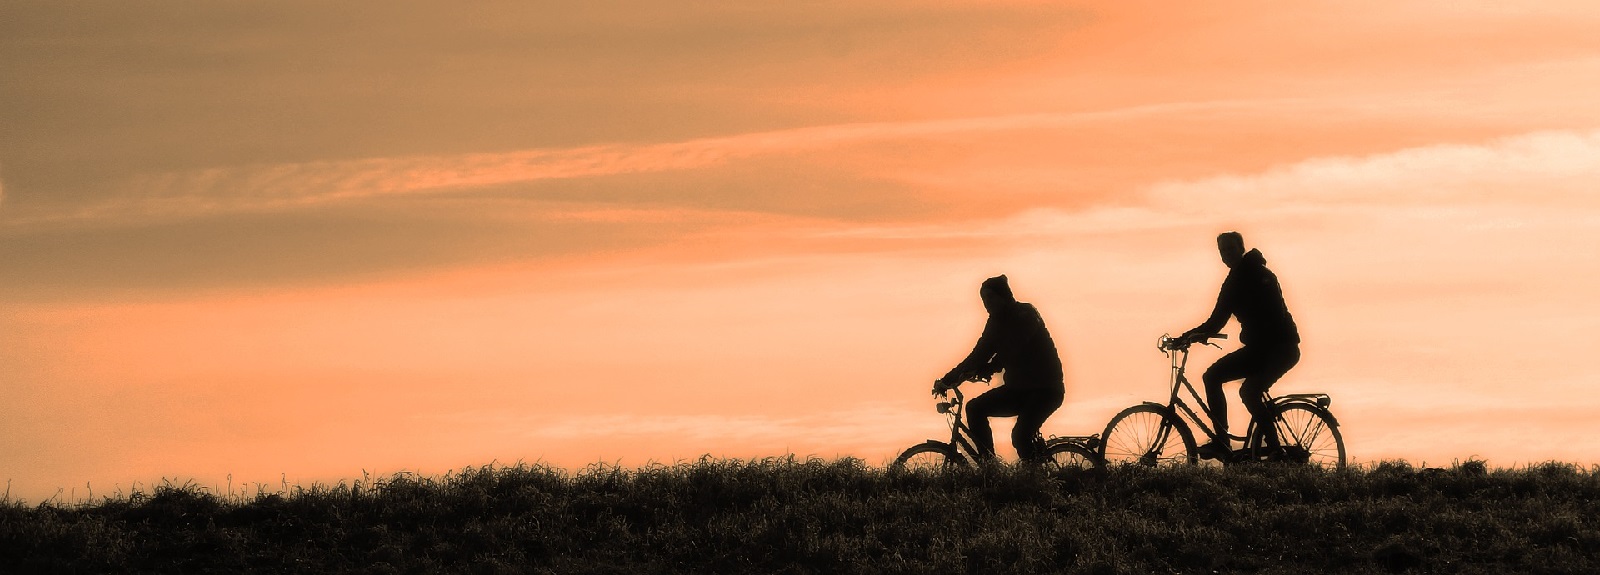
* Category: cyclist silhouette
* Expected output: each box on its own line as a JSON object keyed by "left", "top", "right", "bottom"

{"left": 1178, "top": 231, "right": 1301, "bottom": 460}
{"left": 932, "top": 275, "right": 1065, "bottom": 462}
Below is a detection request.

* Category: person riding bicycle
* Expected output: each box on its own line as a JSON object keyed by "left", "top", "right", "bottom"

{"left": 1177, "top": 231, "right": 1301, "bottom": 460}
{"left": 932, "top": 275, "right": 1065, "bottom": 463}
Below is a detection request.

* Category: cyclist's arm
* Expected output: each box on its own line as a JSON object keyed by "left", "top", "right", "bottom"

{"left": 1184, "top": 273, "right": 1235, "bottom": 340}
{"left": 943, "top": 315, "right": 1000, "bottom": 385}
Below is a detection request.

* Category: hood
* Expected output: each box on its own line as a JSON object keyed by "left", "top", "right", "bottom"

{"left": 1242, "top": 248, "right": 1266, "bottom": 266}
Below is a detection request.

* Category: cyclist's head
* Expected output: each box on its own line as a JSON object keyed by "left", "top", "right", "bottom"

{"left": 1216, "top": 231, "right": 1245, "bottom": 268}
{"left": 980, "top": 275, "right": 1014, "bottom": 312}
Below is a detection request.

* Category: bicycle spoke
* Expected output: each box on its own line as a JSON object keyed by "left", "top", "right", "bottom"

{"left": 1043, "top": 442, "right": 1099, "bottom": 470}
{"left": 893, "top": 442, "right": 962, "bottom": 472}
{"left": 1281, "top": 413, "right": 1312, "bottom": 446}
{"left": 1109, "top": 412, "right": 1154, "bottom": 459}
{"left": 1103, "top": 406, "right": 1193, "bottom": 466}
{"left": 1300, "top": 419, "right": 1324, "bottom": 448}
{"left": 1270, "top": 404, "right": 1344, "bottom": 468}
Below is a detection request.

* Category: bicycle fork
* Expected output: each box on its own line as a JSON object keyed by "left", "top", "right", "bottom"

{"left": 1144, "top": 420, "right": 1176, "bottom": 465}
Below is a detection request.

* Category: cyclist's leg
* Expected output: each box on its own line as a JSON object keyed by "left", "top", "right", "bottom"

{"left": 1240, "top": 345, "right": 1301, "bottom": 448}
{"left": 1011, "top": 388, "right": 1064, "bottom": 461}
{"left": 966, "top": 386, "right": 1027, "bottom": 460}
{"left": 1202, "top": 347, "right": 1258, "bottom": 440}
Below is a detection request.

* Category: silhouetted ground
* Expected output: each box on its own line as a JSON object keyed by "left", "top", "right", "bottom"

{"left": 2, "top": 457, "right": 1597, "bottom": 573}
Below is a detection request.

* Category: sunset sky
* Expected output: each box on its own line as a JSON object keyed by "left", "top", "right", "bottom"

{"left": 5, "top": 1, "right": 1600, "bottom": 502}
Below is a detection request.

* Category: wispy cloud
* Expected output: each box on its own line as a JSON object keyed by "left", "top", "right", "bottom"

{"left": 6, "top": 99, "right": 1323, "bottom": 227}
{"left": 1149, "top": 128, "right": 1600, "bottom": 209}
{"left": 818, "top": 127, "right": 1600, "bottom": 243}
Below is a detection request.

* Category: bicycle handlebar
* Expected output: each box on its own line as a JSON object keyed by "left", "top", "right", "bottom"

{"left": 1159, "top": 332, "right": 1228, "bottom": 352}
{"left": 935, "top": 386, "right": 964, "bottom": 414}
{"left": 932, "top": 371, "right": 991, "bottom": 395}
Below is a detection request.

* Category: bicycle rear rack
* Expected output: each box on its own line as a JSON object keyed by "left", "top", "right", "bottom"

{"left": 1046, "top": 434, "right": 1102, "bottom": 450}
{"left": 1275, "top": 393, "right": 1331, "bottom": 409}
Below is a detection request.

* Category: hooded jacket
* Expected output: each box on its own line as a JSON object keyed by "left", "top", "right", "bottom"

{"left": 945, "top": 300, "right": 1065, "bottom": 392}
{"left": 1188, "top": 249, "right": 1300, "bottom": 347}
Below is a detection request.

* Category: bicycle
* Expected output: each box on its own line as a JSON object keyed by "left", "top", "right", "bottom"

{"left": 1098, "top": 333, "right": 1346, "bottom": 467}
{"left": 892, "top": 375, "right": 1103, "bottom": 471}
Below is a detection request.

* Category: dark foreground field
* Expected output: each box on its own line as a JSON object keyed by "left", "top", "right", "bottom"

{"left": 3, "top": 458, "right": 1597, "bottom": 574}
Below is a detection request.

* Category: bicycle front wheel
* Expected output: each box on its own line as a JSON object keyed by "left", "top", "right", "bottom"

{"left": 891, "top": 441, "right": 966, "bottom": 472}
{"left": 1042, "top": 440, "right": 1102, "bottom": 470}
{"left": 1253, "top": 403, "right": 1345, "bottom": 468}
{"left": 1100, "top": 404, "right": 1197, "bottom": 466}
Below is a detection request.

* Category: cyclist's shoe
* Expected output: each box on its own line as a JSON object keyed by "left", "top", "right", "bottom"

{"left": 1197, "top": 440, "right": 1231, "bottom": 461}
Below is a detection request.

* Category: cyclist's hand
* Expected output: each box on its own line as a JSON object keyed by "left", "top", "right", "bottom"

{"left": 1179, "top": 331, "right": 1211, "bottom": 345}
{"left": 931, "top": 378, "right": 948, "bottom": 395}
{"left": 1173, "top": 332, "right": 1226, "bottom": 349}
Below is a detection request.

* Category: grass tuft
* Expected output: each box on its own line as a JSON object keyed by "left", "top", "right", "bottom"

{"left": 2, "top": 458, "right": 1597, "bottom": 573}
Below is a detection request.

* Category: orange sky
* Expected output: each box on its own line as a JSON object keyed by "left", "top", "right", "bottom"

{"left": 4, "top": 1, "right": 1600, "bottom": 502}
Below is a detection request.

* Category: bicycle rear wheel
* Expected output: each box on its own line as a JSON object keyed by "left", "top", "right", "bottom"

{"left": 1251, "top": 403, "right": 1345, "bottom": 468}
{"left": 891, "top": 441, "right": 966, "bottom": 471}
{"left": 1100, "top": 404, "right": 1197, "bottom": 466}
{"left": 1042, "top": 440, "right": 1102, "bottom": 470}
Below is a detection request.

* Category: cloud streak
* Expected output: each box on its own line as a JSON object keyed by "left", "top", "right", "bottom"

{"left": 1149, "top": 128, "right": 1600, "bottom": 208}
{"left": 21, "top": 102, "right": 1593, "bottom": 233}
{"left": 817, "top": 127, "right": 1600, "bottom": 243}
{"left": 7, "top": 99, "right": 1329, "bottom": 227}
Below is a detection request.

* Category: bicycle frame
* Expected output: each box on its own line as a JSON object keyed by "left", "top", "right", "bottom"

{"left": 1141, "top": 335, "right": 1339, "bottom": 460}
{"left": 920, "top": 385, "right": 1100, "bottom": 465}
{"left": 1159, "top": 341, "right": 1237, "bottom": 446}
{"left": 1098, "top": 330, "right": 1347, "bottom": 467}
{"left": 931, "top": 387, "right": 983, "bottom": 463}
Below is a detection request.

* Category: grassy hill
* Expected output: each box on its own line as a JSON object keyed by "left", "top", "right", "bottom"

{"left": 2, "top": 457, "right": 1597, "bottom": 573}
